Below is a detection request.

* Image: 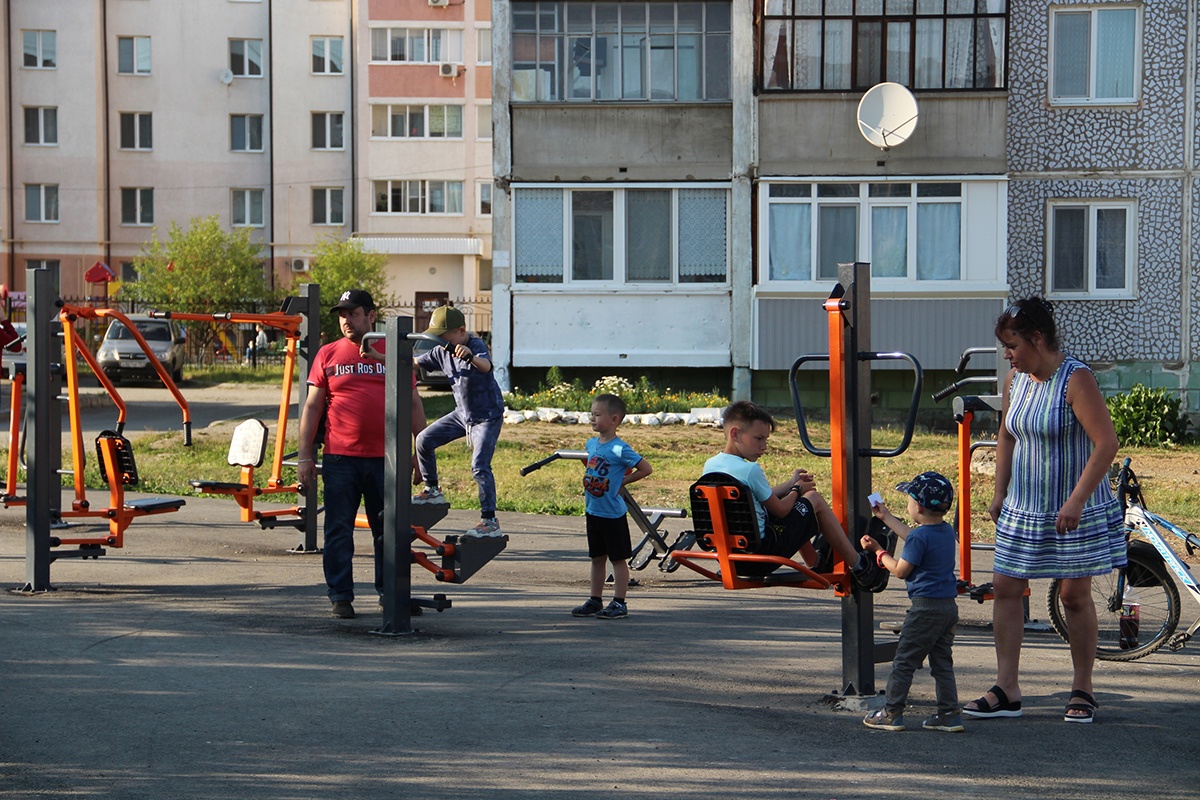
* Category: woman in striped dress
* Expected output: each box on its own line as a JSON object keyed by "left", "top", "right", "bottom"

{"left": 963, "top": 298, "right": 1123, "bottom": 724}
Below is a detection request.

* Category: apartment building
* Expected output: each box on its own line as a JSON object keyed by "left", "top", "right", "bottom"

{"left": 1, "top": 0, "right": 492, "bottom": 331}
{"left": 491, "top": 0, "right": 1200, "bottom": 413}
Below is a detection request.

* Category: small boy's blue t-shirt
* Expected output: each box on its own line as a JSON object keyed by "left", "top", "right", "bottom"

{"left": 702, "top": 452, "right": 773, "bottom": 535}
{"left": 584, "top": 436, "right": 643, "bottom": 519}
{"left": 899, "top": 520, "right": 958, "bottom": 599}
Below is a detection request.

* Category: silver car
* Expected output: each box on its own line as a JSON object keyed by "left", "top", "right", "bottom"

{"left": 96, "top": 316, "right": 187, "bottom": 384}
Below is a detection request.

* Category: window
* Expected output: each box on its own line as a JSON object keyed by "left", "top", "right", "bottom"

{"left": 1050, "top": 6, "right": 1139, "bottom": 104}
{"left": 24, "top": 107, "right": 57, "bottom": 145}
{"left": 312, "top": 112, "right": 344, "bottom": 149}
{"left": 23, "top": 30, "right": 56, "bottom": 69}
{"left": 513, "top": 186, "right": 728, "bottom": 284}
{"left": 477, "top": 27, "right": 493, "bottom": 64}
{"left": 231, "top": 114, "right": 264, "bottom": 151}
{"left": 117, "top": 36, "right": 151, "bottom": 75}
{"left": 119, "top": 112, "right": 152, "bottom": 150}
{"left": 1047, "top": 200, "right": 1135, "bottom": 297}
{"left": 763, "top": 181, "right": 962, "bottom": 282}
{"left": 477, "top": 104, "right": 492, "bottom": 140}
{"left": 312, "top": 187, "right": 344, "bottom": 225}
{"left": 370, "top": 104, "right": 462, "bottom": 138}
{"left": 230, "top": 39, "right": 264, "bottom": 77}
{"left": 121, "top": 261, "right": 137, "bottom": 282}
{"left": 26, "top": 259, "right": 61, "bottom": 271}
{"left": 312, "top": 36, "right": 344, "bottom": 74}
{"left": 762, "top": 0, "right": 1007, "bottom": 91}
{"left": 512, "top": 1, "right": 731, "bottom": 102}
{"left": 373, "top": 180, "right": 465, "bottom": 214}
{"left": 370, "top": 27, "right": 463, "bottom": 63}
{"left": 121, "top": 188, "right": 154, "bottom": 225}
{"left": 25, "top": 184, "right": 59, "bottom": 223}
{"left": 232, "top": 189, "right": 265, "bottom": 227}
{"left": 478, "top": 181, "right": 493, "bottom": 216}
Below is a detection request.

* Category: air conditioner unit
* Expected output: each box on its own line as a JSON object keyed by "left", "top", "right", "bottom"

{"left": 429, "top": 0, "right": 450, "bottom": 7}
{"left": 290, "top": 258, "right": 310, "bottom": 273}
{"left": 438, "top": 62, "right": 457, "bottom": 78}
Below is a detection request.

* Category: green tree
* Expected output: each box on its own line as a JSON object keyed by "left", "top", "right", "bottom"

{"left": 117, "top": 216, "right": 274, "bottom": 362}
{"left": 307, "top": 235, "right": 392, "bottom": 342}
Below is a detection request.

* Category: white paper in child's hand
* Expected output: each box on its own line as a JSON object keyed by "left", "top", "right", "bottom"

{"left": 867, "top": 492, "right": 883, "bottom": 507}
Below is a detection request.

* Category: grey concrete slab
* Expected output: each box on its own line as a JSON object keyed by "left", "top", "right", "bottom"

{"left": 2, "top": 498, "right": 1198, "bottom": 799}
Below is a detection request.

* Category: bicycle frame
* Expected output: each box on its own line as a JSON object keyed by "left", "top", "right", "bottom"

{"left": 1125, "top": 504, "right": 1200, "bottom": 646}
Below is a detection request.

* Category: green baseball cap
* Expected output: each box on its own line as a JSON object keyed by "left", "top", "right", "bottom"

{"left": 424, "top": 305, "right": 465, "bottom": 336}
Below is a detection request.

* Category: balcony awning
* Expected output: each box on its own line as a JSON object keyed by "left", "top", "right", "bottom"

{"left": 353, "top": 237, "right": 483, "bottom": 256}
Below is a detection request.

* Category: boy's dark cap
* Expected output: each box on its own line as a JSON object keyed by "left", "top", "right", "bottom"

{"left": 331, "top": 289, "right": 375, "bottom": 312}
{"left": 895, "top": 471, "right": 955, "bottom": 512}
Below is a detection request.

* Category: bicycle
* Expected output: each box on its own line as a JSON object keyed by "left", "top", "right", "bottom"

{"left": 1047, "top": 457, "right": 1200, "bottom": 661}
{"left": 519, "top": 450, "right": 694, "bottom": 573}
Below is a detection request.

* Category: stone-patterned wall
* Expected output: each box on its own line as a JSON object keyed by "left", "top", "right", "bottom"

{"left": 1008, "top": 0, "right": 1188, "bottom": 172}
{"left": 1007, "top": 177, "right": 1184, "bottom": 362}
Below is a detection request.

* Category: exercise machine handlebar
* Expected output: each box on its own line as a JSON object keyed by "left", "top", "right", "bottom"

{"left": 954, "top": 345, "right": 999, "bottom": 375}
{"left": 519, "top": 449, "right": 587, "bottom": 476}
{"left": 932, "top": 375, "right": 998, "bottom": 403}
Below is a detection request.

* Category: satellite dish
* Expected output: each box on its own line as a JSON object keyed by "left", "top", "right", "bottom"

{"left": 856, "top": 82, "right": 919, "bottom": 150}
{"left": 219, "top": 68, "right": 235, "bottom": 85}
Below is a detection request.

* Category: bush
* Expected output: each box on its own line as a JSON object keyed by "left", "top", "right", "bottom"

{"left": 1107, "top": 384, "right": 1192, "bottom": 447}
{"left": 504, "top": 371, "right": 728, "bottom": 414}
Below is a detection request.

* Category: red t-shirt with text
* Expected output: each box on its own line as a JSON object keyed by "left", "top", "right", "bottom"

{"left": 308, "top": 337, "right": 388, "bottom": 458}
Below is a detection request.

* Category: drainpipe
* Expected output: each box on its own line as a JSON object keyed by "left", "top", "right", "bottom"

{"left": 267, "top": 0, "right": 275, "bottom": 291}
{"left": 4, "top": 0, "right": 14, "bottom": 291}
{"left": 1182, "top": 0, "right": 1197, "bottom": 410}
{"left": 348, "top": 0, "right": 357, "bottom": 233}
{"left": 101, "top": 0, "right": 111, "bottom": 281}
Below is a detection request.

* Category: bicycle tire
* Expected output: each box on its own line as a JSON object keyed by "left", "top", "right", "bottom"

{"left": 1047, "top": 541, "right": 1181, "bottom": 662}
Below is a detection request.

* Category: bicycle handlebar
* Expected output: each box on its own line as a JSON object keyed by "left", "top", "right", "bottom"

{"left": 519, "top": 449, "right": 588, "bottom": 476}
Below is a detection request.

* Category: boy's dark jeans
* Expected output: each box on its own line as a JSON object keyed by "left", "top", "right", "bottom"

{"left": 885, "top": 597, "right": 959, "bottom": 715}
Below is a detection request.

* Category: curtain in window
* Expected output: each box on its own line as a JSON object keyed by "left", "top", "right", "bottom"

{"left": 446, "top": 106, "right": 463, "bottom": 137}
{"left": 1053, "top": 13, "right": 1088, "bottom": 98}
{"left": 768, "top": 204, "right": 811, "bottom": 280}
{"left": 429, "top": 106, "right": 446, "bottom": 137}
{"left": 1096, "top": 9, "right": 1136, "bottom": 100}
{"left": 764, "top": 19, "right": 790, "bottom": 89}
{"left": 1052, "top": 208, "right": 1086, "bottom": 291}
{"left": 1096, "top": 208, "right": 1127, "bottom": 289}
{"left": 977, "top": 13, "right": 1005, "bottom": 89}
{"left": 447, "top": 182, "right": 464, "bottom": 214}
{"left": 914, "top": 19, "right": 942, "bottom": 89}
{"left": 871, "top": 207, "right": 907, "bottom": 278}
{"left": 793, "top": 20, "right": 822, "bottom": 90}
{"left": 824, "top": 21, "right": 852, "bottom": 89}
{"left": 627, "top": 191, "right": 672, "bottom": 281}
{"left": 572, "top": 192, "right": 614, "bottom": 280}
{"left": 944, "top": 19, "right": 972, "bottom": 88}
{"left": 915, "top": 203, "right": 960, "bottom": 280}
{"left": 679, "top": 189, "right": 727, "bottom": 282}
{"left": 817, "top": 206, "right": 856, "bottom": 280}
{"left": 516, "top": 189, "right": 565, "bottom": 282}
{"left": 886, "top": 21, "right": 911, "bottom": 86}
{"left": 371, "top": 29, "right": 388, "bottom": 60}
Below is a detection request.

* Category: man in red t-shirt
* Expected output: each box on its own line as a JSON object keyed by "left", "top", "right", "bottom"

{"left": 297, "top": 289, "right": 426, "bottom": 619}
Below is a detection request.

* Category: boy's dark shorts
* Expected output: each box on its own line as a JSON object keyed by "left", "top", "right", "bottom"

{"left": 735, "top": 496, "right": 820, "bottom": 577}
{"left": 586, "top": 514, "right": 633, "bottom": 561}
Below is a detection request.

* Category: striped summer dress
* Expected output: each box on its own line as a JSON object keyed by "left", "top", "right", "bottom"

{"left": 993, "top": 355, "right": 1126, "bottom": 580}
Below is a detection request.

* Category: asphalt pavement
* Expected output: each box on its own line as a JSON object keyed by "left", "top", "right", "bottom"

{"left": 2, "top": 491, "right": 1199, "bottom": 799}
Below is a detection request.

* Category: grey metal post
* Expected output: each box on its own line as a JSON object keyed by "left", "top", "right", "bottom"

{"left": 837, "top": 261, "right": 877, "bottom": 697}
{"left": 377, "top": 315, "right": 415, "bottom": 635}
{"left": 294, "top": 283, "right": 321, "bottom": 553}
{"left": 23, "top": 268, "right": 56, "bottom": 591}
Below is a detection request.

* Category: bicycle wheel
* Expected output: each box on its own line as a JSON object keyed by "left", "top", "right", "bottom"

{"left": 1047, "top": 541, "right": 1181, "bottom": 662}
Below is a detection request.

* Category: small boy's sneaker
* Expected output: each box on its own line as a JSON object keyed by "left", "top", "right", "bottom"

{"left": 412, "top": 486, "right": 448, "bottom": 505}
{"left": 571, "top": 598, "right": 604, "bottom": 617}
{"left": 863, "top": 709, "right": 906, "bottom": 731}
{"left": 464, "top": 517, "right": 502, "bottom": 538}
{"left": 595, "top": 600, "right": 628, "bottom": 619}
{"left": 922, "top": 713, "right": 965, "bottom": 733}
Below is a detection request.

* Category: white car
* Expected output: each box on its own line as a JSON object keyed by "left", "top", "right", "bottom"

{"left": 96, "top": 316, "right": 187, "bottom": 384}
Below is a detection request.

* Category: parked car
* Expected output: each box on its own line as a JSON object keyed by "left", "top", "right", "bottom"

{"left": 96, "top": 316, "right": 187, "bottom": 384}
{"left": 413, "top": 337, "right": 451, "bottom": 388}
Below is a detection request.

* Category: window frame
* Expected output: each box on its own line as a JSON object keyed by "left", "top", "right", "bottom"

{"left": 312, "top": 187, "right": 345, "bottom": 226}
{"left": 23, "top": 106, "right": 58, "bottom": 146}
{"left": 1048, "top": 5, "right": 1141, "bottom": 106}
{"left": 311, "top": 111, "right": 345, "bottom": 150}
{"left": 477, "top": 103, "right": 493, "bottom": 140}
{"left": 118, "top": 111, "right": 153, "bottom": 151}
{"left": 120, "top": 187, "right": 154, "bottom": 226}
{"left": 369, "top": 26, "right": 464, "bottom": 64}
{"left": 478, "top": 181, "right": 494, "bottom": 217}
{"left": 1045, "top": 198, "right": 1137, "bottom": 300}
{"left": 232, "top": 188, "right": 266, "bottom": 227}
{"left": 759, "top": 179, "right": 967, "bottom": 286}
{"left": 477, "top": 26, "right": 493, "bottom": 65}
{"left": 117, "top": 35, "right": 152, "bottom": 75}
{"left": 22, "top": 30, "right": 56, "bottom": 69}
{"left": 230, "top": 114, "right": 265, "bottom": 152}
{"left": 511, "top": 183, "right": 731, "bottom": 287}
{"left": 24, "top": 184, "right": 60, "bottom": 223}
{"left": 372, "top": 180, "right": 466, "bottom": 215}
{"left": 369, "top": 104, "right": 464, "bottom": 139}
{"left": 229, "top": 38, "right": 264, "bottom": 78}
{"left": 311, "top": 35, "right": 345, "bottom": 75}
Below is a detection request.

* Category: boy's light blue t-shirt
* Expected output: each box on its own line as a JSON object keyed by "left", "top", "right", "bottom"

{"left": 702, "top": 452, "right": 773, "bottom": 535}
{"left": 584, "top": 436, "right": 643, "bottom": 519}
{"left": 899, "top": 520, "right": 958, "bottom": 599}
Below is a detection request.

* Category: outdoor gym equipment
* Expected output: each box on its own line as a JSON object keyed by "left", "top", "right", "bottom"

{"left": 519, "top": 450, "right": 693, "bottom": 574}
{"left": 673, "top": 262, "right": 923, "bottom": 698}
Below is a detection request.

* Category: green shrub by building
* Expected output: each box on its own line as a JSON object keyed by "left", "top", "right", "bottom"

{"left": 1107, "top": 384, "right": 1192, "bottom": 447}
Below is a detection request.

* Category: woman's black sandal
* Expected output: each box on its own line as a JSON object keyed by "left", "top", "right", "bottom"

{"left": 963, "top": 685, "right": 1023, "bottom": 718}
{"left": 1064, "top": 690, "right": 1098, "bottom": 724}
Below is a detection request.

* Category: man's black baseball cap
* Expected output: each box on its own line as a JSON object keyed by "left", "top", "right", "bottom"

{"left": 331, "top": 289, "right": 375, "bottom": 312}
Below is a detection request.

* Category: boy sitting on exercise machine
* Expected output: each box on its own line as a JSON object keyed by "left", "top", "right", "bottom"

{"left": 701, "top": 400, "right": 885, "bottom": 589}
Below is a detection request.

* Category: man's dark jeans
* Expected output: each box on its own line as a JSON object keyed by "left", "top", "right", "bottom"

{"left": 321, "top": 454, "right": 385, "bottom": 603}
